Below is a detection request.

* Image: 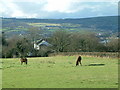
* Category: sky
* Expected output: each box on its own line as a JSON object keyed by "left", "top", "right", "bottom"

{"left": 0, "top": 0, "right": 119, "bottom": 19}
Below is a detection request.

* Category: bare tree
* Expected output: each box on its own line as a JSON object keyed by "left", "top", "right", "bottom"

{"left": 107, "top": 38, "right": 119, "bottom": 52}
{"left": 50, "top": 30, "right": 71, "bottom": 52}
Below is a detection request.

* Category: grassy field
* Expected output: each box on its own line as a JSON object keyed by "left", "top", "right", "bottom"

{"left": 1, "top": 56, "right": 118, "bottom": 88}
{"left": 27, "top": 23, "right": 61, "bottom": 27}
{"left": 0, "top": 58, "right": 2, "bottom": 89}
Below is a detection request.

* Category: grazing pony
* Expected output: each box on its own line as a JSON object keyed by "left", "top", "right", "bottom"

{"left": 76, "top": 56, "right": 82, "bottom": 66}
{"left": 20, "top": 57, "right": 28, "bottom": 65}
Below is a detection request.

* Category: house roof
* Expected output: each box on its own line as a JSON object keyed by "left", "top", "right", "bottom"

{"left": 36, "top": 39, "right": 52, "bottom": 46}
{"left": 36, "top": 39, "right": 43, "bottom": 45}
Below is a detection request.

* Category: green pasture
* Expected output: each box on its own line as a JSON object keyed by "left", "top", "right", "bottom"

{"left": 27, "top": 23, "right": 61, "bottom": 27}
{"left": 1, "top": 56, "right": 118, "bottom": 88}
{"left": 0, "top": 73, "right": 1, "bottom": 89}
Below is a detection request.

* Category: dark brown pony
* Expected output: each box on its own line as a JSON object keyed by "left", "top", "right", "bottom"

{"left": 20, "top": 57, "right": 28, "bottom": 65}
{"left": 76, "top": 56, "right": 82, "bottom": 66}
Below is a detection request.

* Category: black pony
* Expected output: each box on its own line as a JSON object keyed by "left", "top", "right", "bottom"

{"left": 76, "top": 56, "right": 82, "bottom": 66}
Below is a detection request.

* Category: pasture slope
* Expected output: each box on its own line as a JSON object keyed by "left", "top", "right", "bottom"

{"left": 2, "top": 56, "right": 118, "bottom": 88}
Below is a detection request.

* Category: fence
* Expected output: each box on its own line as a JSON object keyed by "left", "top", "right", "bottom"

{"left": 49, "top": 52, "right": 119, "bottom": 58}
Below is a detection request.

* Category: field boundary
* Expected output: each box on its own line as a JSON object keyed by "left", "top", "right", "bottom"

{"left": 49, "top": 52, "right": 118, "bottom": 58}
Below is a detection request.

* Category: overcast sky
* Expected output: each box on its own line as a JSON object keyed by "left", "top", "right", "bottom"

{"left": 0, "top": 0, "right": 119, "bottom": 19}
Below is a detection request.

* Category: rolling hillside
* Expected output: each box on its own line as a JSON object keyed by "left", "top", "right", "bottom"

{"left": 1, "top": 16, "right": 118, "bottom": 38}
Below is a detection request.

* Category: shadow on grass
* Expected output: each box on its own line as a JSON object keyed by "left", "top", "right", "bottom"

{"left": 87, "top": 64, "right": 105, "bottom": 66}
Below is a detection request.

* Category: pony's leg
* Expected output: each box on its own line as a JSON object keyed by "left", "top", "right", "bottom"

{"left": 21, "top": 62, "right": 23, "bottom": 65}
{"left": 76, "top": 61, "right": 79, "bottom": 66}
{"left": 26, "top": 61, "right": 27, "bottom": 65}
{"left": 80, "top": 61, "right": 82, "bottom": 66}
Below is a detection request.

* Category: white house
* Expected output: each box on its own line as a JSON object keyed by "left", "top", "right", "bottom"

{"left": 34, "top": 39, "right": 52, "bottom": 50}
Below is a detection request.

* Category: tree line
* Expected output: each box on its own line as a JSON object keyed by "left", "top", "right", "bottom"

{"left": 1, "top": 28, "right": 119, "bottom": 58}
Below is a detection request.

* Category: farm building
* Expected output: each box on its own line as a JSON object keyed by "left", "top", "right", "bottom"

{"left": 34, "top": 39, "right": 52, "bottom": 50}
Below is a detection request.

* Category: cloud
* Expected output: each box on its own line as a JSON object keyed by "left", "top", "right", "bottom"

{"left": 0, "top": 0, "right": 40, "bottom": 18}
{"left": 0, "top": 0, "right": 118, "bottom": 18}
{"left": 43, "top": 0, "right": 74, "bottom": 13}
{"left": 42, "top": 0, "right": 118, "bottom": 13}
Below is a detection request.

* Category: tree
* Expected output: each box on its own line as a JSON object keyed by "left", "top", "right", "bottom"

{"left": 1, "top": 32, "right": 8, "bottom": 46}
{"left": 3, "top": 35, "right": 32, "bottom": 58}
{"left": 66, "top": 32, "right": 84, "bottom": 52}
{"left": 28, "top": 27, "right": 44, "bottom": 56}
{"left": 68, "top": 32, "right": 101, "bottom": 52}
{"left": 107, "top": 38, "right": 119, "bottom": 52}
{"left": 28, "top": 27, "right": 43, "bottom": 42}
{"left": 49, "top": 30, "right": 71, "bottom": 52}
{"left": 82, "top": 33, "right": 100, "bottom": 52}
{"left": 15, "top": 37, "right": 31, "bottom": 57}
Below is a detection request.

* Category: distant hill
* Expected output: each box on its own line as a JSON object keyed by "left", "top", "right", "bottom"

{"left": 2, "top": 16, "right": 118, "bottom": 31}
{"left": 1, "top": 16, "right": 118, "bottom": 38}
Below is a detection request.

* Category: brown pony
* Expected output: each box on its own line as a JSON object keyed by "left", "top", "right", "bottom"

{"left": 76, "top": 56, "right": 82, "bottom": 66}
{"left": 20, "top": 57, "right": 28, "bottom": 65}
